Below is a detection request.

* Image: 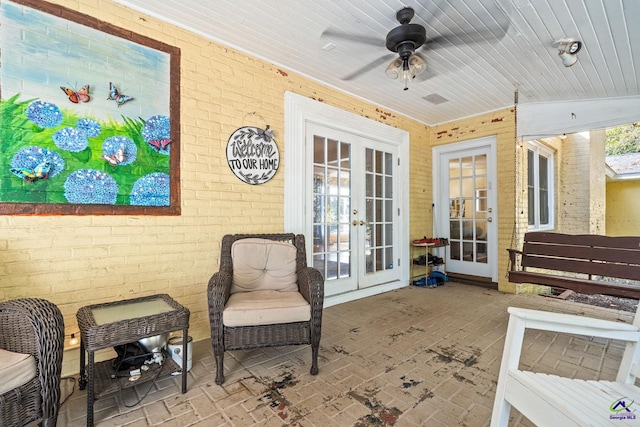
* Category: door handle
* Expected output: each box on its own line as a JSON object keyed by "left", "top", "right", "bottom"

{"left": 488, "top": 217, "right": 493, "bottom": 222}
{"left": 359, "top": 220, "right": 365, "bottom": 226}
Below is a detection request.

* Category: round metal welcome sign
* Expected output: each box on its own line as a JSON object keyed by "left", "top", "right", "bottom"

{"left": 226, "top": 126, "right": 280, "bottom": 185}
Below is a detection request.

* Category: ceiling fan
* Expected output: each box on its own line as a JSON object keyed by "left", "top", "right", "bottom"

{"left": 322, "top": 3, "right": 510, "bottom": 90}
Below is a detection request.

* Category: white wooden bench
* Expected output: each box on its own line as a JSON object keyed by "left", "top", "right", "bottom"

{"left": 491, "top": 306, "right": 640, "bottom": 426}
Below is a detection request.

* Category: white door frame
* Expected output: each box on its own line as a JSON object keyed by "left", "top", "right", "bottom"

{"left": 432, "top": 136, "right": 499, "bottom": 283}
{"left": 284, "top": 91, "right": 410, "bottom": 307}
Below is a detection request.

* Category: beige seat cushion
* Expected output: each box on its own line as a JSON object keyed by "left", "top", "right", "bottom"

{"left": 231, "top": 238, "right": 298, "bottom": 293}
{"left": 0, "top": 348, "right": 37, "bottom": 395}
{"left": 223, "top": 290, "right": 311, "bottom": 327}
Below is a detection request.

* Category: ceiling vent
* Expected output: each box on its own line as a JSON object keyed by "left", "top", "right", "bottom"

{"left": 423, "top": 93, "right": 449, "bottom": 105}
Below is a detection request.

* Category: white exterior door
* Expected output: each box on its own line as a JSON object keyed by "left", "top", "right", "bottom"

{"left": 284, "top": 92, "right": 409, "bottom": 305}
{"left": 433, "top": 137, "right": 498, "bottom": 281}
{"left": 307, "top": 123, "right": 399, "bottom": 296}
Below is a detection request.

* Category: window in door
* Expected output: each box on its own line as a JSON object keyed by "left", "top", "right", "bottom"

{"left": 312, "top": 135, "right": 351, "bottom": 280}
{"left": 527, "top": 141, "right": 555, "bottom": 230}
{"left": 448, "top": 154, "right": 488, "bottom": 264}
{"left": 365, "top": 148, "right": 394, "bottom": 274}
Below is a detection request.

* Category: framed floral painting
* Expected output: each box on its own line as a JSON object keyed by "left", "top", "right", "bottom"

{"left": 0, "top": 0, "right": 180, "bottom": 215}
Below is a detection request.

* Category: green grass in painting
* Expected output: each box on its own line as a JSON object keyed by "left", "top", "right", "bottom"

{"left": 0, "top": 94, "right": 170, "bottom": 205}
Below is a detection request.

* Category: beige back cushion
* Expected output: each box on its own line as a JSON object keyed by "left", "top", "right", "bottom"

{"left": 231, "top": 238, "right": 298, "bottom": 293}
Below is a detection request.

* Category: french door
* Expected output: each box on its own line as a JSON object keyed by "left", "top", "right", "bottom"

{"left": 435, "top": 138, "right": 497, "bottom": 280}
{"left": 307, "top": 123, "right": 399, "bottom": 296}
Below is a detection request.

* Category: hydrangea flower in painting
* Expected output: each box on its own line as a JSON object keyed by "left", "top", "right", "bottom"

{"left": 141, "top": 115, "right": 171, "bottom": 155}
{"left": 10, "top": 146, "right": 65, "bottom": 178}
{"left": 53, "top": 127, "right": 89, "bottom": 152}
{"left": 25, "top": 100, "right": 63, "bottom": 128}
{"left": 76, "top": 118, "right": 101, "bottom": 138}
{"left": 64, "top": 169, "right": 118, "bottom": 205}
{"left": 102, "top": 136, "right": 137, "bottom": 166}
{"left": 130, "top": 173, "right": 170, "bottom": 206}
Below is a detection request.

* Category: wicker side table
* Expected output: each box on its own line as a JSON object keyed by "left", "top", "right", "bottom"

{"left": 76, "top": 294, "right": 190, "bottom": 427}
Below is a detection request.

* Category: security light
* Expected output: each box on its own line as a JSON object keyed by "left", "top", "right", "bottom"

{"left": 552, "top": 38, "right": 582, "bottom": 67}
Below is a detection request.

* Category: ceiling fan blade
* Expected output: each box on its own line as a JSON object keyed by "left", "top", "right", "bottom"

{"left": 421, "top": 21, "right": 509, "bottom": 51}
{"left": 414, "top": 67, "right": 438, "bottom": 82}
{"left": 341, "top": 54, "right": 396, "bottom": 81}
{"left": 321, "top": 28, "right": 385, "bottom": 47}
{"left": 417, "top": 0, "right": 510, "bottom": 50}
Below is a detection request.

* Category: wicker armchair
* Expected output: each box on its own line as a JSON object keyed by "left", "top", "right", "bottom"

{"left": 208, "top": 233, "right": 324, "bottom": 385}
{"left": 0, "top": 298, "right": 65, "bottom": 427}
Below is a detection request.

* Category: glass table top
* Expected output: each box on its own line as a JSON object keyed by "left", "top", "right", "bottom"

{"left": 91, "top": 297, "right": 175, "bottom": 325}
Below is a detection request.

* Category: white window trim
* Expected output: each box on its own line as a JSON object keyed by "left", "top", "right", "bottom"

{"left": 527, "top": 140, "right": 555, "bottom": 231}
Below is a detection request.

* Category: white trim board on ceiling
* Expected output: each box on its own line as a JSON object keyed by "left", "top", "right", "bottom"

{"left": 517, "top": 96, "right": 640, "bottom": 141}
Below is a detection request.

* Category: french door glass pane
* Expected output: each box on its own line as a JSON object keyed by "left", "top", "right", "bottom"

{"left": 448, "top": 154, "right": 488, "bottom": 263}
{"left": 365, "top": 148, "right": 393, "bottom": 274}
{"left": 313, "top": 136, "right": 351, "bottom": 280}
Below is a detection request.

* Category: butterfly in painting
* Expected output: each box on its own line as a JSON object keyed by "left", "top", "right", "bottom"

{"left": 101, "top": 146, "right": 126, "bottom": 166}
{"left": 61, "top": 85, "right": 90, "bottom": 103}
{"left": 148, "top": 139, "right": 172, "bottom": 150}
{"left": 107, "top": 82, "right": 134, "bottom": 107}
{"left": 10, "top": 161, "right": 52, "bottom": 182}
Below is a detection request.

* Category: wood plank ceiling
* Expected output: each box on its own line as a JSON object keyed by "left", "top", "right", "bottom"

{"left": 115, "top": 0, "right": 640, "bottom": 126}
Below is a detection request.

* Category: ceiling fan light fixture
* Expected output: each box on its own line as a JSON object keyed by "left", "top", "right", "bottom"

{"left": 386, "top": 54, "right": 425, "bottom": 90}
{"left": 385, "top": 57, "right": 403, "bottom": 79}
{"left": 401, "top": 67, "right": 413, "bottom": 91}
{"left": 408, "top": 53, "right": 426, "bottom": 77}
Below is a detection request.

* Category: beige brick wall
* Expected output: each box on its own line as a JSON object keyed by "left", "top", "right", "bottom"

{"left": 559, "top": 133, "right": 591, "bottom": 233}
{"left": 589, "top": 130, "right": 607, "bottom": 234}
{"left": 1, "top": 0, "right": 433, "bottom": 376}
{"left": 430, "top": 109, "right": 518, "bottom": 293}
{"left": 557, "top": 131, "right": 605, "bottom": 234}
{"left": 409, "top": 123, "right": 433, "bottom": 240}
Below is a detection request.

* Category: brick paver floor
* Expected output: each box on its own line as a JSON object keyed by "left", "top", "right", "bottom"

{"left": 57, "top": 283, "right": 635, "bottom": 426}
